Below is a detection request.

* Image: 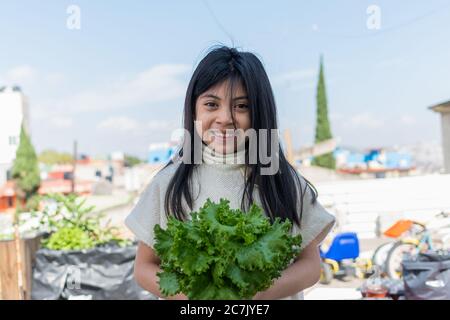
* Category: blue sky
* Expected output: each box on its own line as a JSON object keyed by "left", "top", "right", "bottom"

{"left": 1, "top": 0, "right": 449, "bottom": 158}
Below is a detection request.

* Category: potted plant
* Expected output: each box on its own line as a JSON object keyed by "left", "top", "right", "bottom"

{"left": 30, "top": 193, "right": 153, "bottom": 300}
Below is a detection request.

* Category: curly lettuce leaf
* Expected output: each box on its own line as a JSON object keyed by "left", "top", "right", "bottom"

{"left": 154, "top": 198, "right": 302, "bottom": 300}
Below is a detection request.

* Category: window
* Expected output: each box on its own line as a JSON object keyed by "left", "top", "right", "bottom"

{"left": 64, "top": 172, "right": 74, "bottom": 180}
{"left": 7, "top": 197, "right": 14, "bottom": 208}
{"left": 8, "top": 136, "right": 18, "bottom": 145}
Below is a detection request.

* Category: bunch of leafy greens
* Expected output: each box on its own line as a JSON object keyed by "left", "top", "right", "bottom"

{"left": 154, "top": 198, "right": 302, "bottom": 300}
{"left": 36, "top": 193, "right": 131, "bottom": 250}
{"left": 43, "top": 226, "right": 95, "bottom": 250}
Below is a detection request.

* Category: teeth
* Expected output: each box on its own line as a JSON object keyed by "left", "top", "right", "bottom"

{"left": 213, "top": 131, "right": 236, "bottom": 138}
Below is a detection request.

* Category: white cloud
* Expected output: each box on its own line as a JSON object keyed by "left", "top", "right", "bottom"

{"left": 9, "top": 64, "right": 190, "bottom": 139}
{"left": 44, "top": 72, "right": 66, "bottom": 86}
{"left": 0, "top": 66, "right": 67, "bottom": 94}
{"left": 348, "top": 112, "right": 384, "bottom": 129}
{"left": 97, "top": 116, "right": 140, "bottom": 132}
{"left": 3, "top": 63, "right": 189, "bottom": 125}
{"left": 330, "top": 112, "right": 345, "bottom": 121}
{"left": 400, "top": 115, "right": 416, "bottom": 126}
{"left": 59, "top": 64, "right": 190, "bottom": 114}
{"left": 49, "top": 116, "right": 73, "bottom": 128}
{"left": 273, "top": 68, "right": 316, "bottom": 86}
{"left": 147, "top": 119, "right": 177, "bottom": 131}
{"left": 375, "top": 58, "right": 408, "bottom": 69}
{"left": 97, "top": 116, "right": 180, "bottom": 139}
{"left": 4, "top": 65, "right": 36, "bottom": 83}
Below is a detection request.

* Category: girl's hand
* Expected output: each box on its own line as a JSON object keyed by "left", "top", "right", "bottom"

{"left": 166, "top": 292, "right": 189, "bottom": 300}
{"left": 252, "top": 290, "right": 270, "bottom": 300}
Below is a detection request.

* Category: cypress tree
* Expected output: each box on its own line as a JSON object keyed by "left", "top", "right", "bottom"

{"left": 312, "top": 55, "right": 336, "bottom": 169}
{"left": 11, "top": 124, "right": 41, "bottom": 213}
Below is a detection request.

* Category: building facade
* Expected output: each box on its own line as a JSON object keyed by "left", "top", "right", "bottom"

{"left": 430, "top": 101, "right": 450, "bottom": 174}
{"left": 0, "top": 86, "right": 30, "bottom": 186}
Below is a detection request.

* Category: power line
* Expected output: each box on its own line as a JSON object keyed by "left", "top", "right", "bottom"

{"left": 201, "top": 0, "right": 235, "bottom": 44}
{"left": 315, "top": 3, "right": 450, "bottom": 39}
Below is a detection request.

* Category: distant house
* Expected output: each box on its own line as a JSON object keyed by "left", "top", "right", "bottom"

{"left": 430, "top": 100, "right": 450, "bottom": 174}
{"left": 1, "top": 158, "right": 106, "bottom": 213}
{"left": 334, "top": 147, "right": 367, "bottom": 169}
{"left": 0, "top": 181, "right": 18, "bottom": 214}
{"left": 147, "top": 142, "right": 177, "bottom": 164}
{"left": 43, "top": 164, "right": 74, "bottom": 180}
{"left": 0, "top": 179, "right": 93, "bottom": 214}
{"left": 334, "top": 147, "right": 413, "bottom": 177}
{"left": 37, "top": 179, "right": 92, "bottom": 195}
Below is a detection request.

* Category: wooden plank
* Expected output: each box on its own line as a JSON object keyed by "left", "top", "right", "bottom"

{"left": 0, "top": 235, "right": 42, "bottom": 300}
{"left": 0, "top": 239, "right": 21, "bottom": 300}
{"left": 21, "top": 236, "right": 42, "bottom": 300}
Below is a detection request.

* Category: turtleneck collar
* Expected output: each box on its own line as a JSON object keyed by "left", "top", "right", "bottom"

{"left": 202, "top": 143, "right": 246, "bottom": 170}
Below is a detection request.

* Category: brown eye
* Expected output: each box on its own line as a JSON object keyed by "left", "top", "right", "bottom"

{"left": 234, "top": 104, "right": 248, "bottom": 110}
{"left": 205, "top": 102, "right": 218, "bottom": 108}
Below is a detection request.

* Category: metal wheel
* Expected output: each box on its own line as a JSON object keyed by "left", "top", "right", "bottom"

{"left": 371, "top": 242, "right": 394, "bottom": 273}
{"left": 320, "top": 262, "right": 333, "bottom": 285}
{"left": 385, "top": 242, "right": 417, "bottom": 279}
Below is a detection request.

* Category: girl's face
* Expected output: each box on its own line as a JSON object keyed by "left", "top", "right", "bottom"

{"left": 195, "top": 80, "right": 251, "bottom": 154}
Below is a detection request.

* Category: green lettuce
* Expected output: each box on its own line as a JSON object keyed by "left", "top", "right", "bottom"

{"left": 154, "top": 198, "right": 302, "bottom": 300}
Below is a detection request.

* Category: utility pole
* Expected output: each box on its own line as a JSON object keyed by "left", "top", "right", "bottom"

{"left": 71, "top": 140, "right": 77, "bottom": 194}
{"left": 284, "top": 129, "right": 294, "bottom": 165}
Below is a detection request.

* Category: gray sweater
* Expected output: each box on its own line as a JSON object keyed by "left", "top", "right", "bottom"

{"left": 125, "top": 145, "right": 335, "bottom": 300}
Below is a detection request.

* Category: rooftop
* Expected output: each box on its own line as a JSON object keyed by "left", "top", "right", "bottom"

{"left": 0, "top": 85, "right": 22, "bottom": 93}
{"left": 429, "top": 100, "right": 450, "bottom": 113}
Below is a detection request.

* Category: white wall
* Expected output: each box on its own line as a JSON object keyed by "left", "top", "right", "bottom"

{"left": 441, "top": 113, "right": 450, "bottom": 174}
{"left": 0, "top": 163, "right": 10, "bottom": 186}
{"left": 0, "top": 87, "right": 29, "bottom": 185}
{"left": 316, "top": 174, "right": 450, "bottom": 239}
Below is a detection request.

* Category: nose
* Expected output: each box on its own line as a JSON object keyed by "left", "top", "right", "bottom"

{"left": 215, "top": 105, "right": 234, "bottom": 126}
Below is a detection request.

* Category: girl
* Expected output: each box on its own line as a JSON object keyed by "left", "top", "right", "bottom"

{"left": 125, "top": 46, "right": 335, "bottom": 300}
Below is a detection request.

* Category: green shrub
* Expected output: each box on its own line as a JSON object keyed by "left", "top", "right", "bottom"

{"left": 43, "top": 227, "right": 95, "bottom": 250}
{"left": 36, "top": 193, "right": 131, "bottom": 250}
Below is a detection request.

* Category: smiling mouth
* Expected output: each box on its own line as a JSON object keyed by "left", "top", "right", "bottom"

{"left": 210, "top": 130, "right": 239, "bottom": 139}
{"left": 214, "top": 133, "right": 236, "bottom": 139}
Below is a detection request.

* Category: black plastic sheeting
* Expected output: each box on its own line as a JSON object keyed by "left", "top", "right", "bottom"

{"left": 402, "top": 251, "right": 450, "bottom": 300}
{"left": 31, "top": 242, "right": 155, "bottom": 300}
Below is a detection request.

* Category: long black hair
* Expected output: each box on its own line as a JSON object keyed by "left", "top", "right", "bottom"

{"left": 163, "top": 46, "right": 318, "bottom": 228}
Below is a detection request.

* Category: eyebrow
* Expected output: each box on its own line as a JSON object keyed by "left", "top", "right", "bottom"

{"left": 200, "top": 94, "right": 248, "bottom": 101}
